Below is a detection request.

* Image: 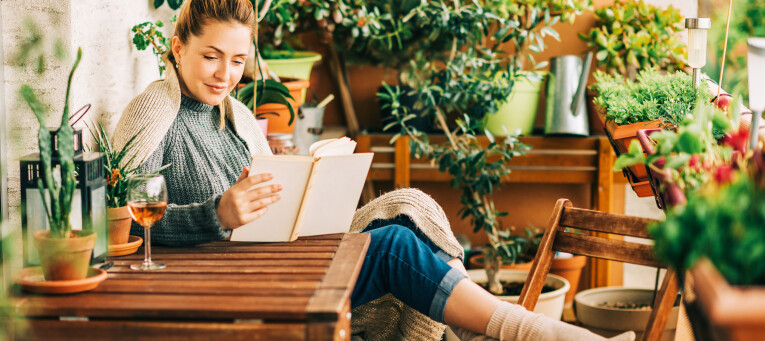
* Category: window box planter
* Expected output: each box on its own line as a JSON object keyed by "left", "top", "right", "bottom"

{"left": 687, "top": 259, "right": 765, "bottom": 340}
{"left": 593, "top": 100, "right": 663, "bottom": 197}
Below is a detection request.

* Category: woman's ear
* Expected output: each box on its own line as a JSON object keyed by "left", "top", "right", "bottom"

{"left": 171, "top": 36, "right": 183, "bottom": 64}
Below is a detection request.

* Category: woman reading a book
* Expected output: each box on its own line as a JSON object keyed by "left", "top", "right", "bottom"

{"left": 112, "top": 1, "right": 633, "bottom": 340}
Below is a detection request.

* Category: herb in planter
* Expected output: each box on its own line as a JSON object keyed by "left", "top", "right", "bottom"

{"left": 579, "top": 0, "right": 686, "bottom": 76}
{"left": 613, "top": 101, "right": 734, "bottom": 195}
{"left": 592, "top": 69, "right": 710, "bottom": 127}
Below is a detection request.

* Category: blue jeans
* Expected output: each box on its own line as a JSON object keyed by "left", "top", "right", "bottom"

{"left": 351, "top": 215, "right": 467, "bottom": 323}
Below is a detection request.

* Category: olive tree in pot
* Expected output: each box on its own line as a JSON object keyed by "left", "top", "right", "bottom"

{"left": 21, "top": 49, "right": 96, "bottom": 281}
{"left": 381, "top": 0, "right": 587, "bottom": 296}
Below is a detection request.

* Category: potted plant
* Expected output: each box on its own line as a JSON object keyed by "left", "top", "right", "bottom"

{"left": 21, "top": 48, "right": 96, "bottom": 281}
{"left": 482, "top": 0, "right": 591, "bottom": 136}
{"left": 648, "top": 144, "right": 765, "bottom": 338}
{"left": 255, "top": 0, "right": 323, "bottom": 101}
{"left": 592, "top": 69, "right": 710, "bottom": 195}
{"left": 235, "top": 75, "right": 297, "bottom": 135}
{"left": 377, "top": 0, "right": 588, "bottom": 296}
{"left": 574, "top": 287, "right": 681, "bottom": 339}
{"left": 88, "top": 123, "right": 170, "bottom": 247}
{"left": 579, "top": 0, "right": 686, "bottom": 80}
{"left": 613, "top": 100, "right": 736, "bottom": 207}
{"left": 580, "top": 0, "right": 686, "bottom": 135}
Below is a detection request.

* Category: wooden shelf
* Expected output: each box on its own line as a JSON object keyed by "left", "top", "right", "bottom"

{"left": 357, "top": 133, "right": 620, "bottom": 288}
{"left": 357, "top": 134, "right": 616, "bottom": 212}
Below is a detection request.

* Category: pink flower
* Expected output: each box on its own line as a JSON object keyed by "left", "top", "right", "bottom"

{"left": 689, "top": 155, "right": 700, "bottom": 169}
{"left": 714, "top": 165, "right": 735, "bottom": 184}
{"left": 722, "top": 129, "right": 750, "bottom": 154}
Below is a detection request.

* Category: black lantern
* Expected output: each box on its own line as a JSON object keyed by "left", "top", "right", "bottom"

{"left": 20, "top": 128, "right": 108, "bottom": 266}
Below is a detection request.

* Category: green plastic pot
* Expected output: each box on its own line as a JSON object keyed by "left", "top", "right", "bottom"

{"left": 264, "top": 51, "right": 322, "bottom": 103}
{"left": 484, "top": 76, "right": 545, "bottom": 136}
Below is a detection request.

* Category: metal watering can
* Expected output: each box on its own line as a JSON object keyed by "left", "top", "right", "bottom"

{"left": 544, "top": 52, "right": 594, "bottom": 136}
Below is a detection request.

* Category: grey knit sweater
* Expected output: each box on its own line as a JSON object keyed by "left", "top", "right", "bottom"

{"left": 129, "top": 95, "right": 252, "bottom": 246}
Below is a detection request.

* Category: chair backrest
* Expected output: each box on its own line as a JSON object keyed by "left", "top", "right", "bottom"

{"left": 518, "top": 199, "right": 679, "bottom": 341}
{"left": 546, "top": 199, "right": 661, "bottom": 267}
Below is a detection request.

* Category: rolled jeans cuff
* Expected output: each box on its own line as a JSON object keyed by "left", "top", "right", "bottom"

{"left": 429, "top": 267, "right": 467, "bottom": 323}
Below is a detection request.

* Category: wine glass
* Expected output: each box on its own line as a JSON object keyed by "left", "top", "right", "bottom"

{"left": 127, "top": 174, "right": 167, "bottom": 270}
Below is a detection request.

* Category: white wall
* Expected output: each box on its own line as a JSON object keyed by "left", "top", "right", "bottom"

{"left": 622, "top": 0, "right": 698, "bottom": 290}
{"left": 1, "top": 1, "right": 175, "bottom": 268}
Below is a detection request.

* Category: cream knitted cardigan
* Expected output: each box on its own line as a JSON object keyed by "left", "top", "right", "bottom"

{"left": 112, "top": 66, "right": 271, "bottom": 163}
{"left": 113, "top": 67, "right": 464, "bottom": 340}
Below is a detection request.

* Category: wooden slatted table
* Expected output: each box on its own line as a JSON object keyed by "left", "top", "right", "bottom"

{"left": 11, "top": 233, "right": 370, "bottom": 341}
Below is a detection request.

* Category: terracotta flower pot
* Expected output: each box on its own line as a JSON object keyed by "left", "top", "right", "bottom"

{"left": 550, "top": 255, "right": 587, "bottom": 306}
{"left": 107, "top": 206, "right": 132, "bottom": 245}
{"left": 33, "top": 230, "right": 96, "bottom": 281}
{"left": 256, "top": 78, "right": 310, "bottom": 134}
{"left": 595, "top": 104, "right": 663, "bottom": 197}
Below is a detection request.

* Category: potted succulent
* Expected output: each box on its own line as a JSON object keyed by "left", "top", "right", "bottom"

{"left": 579, "top": 0, "right": 686, "bottom": 80}
{"left": 21, "top": 49, "right": 96, "bottom": 281}
{"left": 581, "top": 0, "right": 687, "bottom": 135}
{"left": 88, "top": 123, "right": 170, "bottom": 247}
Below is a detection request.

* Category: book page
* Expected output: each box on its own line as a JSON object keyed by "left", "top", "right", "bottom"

{"left": 230, "top": 155, "right": 313, "bottom": 242}
{"left": 310, "top": 137, "right": 356, "bottom": 157}
{"left": 293, "top": 153, "right": 373, "bottom": 238}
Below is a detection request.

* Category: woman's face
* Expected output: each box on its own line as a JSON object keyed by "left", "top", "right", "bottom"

{"left": 172, "top": 20, "right": 251, "bottom": 106}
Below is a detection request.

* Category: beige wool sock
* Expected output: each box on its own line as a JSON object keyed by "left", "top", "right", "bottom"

{"left": 452, "top": 301, "right": 636, "bottom": 341}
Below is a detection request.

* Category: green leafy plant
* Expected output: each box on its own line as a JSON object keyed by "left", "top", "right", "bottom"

{"left": 592, "top": 69, "right": 710, "bottom": 127}
{"left": 154, "top": 0, "right": 184, "bottom": 10}
{"left": 614, "top": 101, "right": 734, "bottom": 198}
{"left": 579, "top": 0, "right": 687, "bottom": 77}
{"left": 88, "top": 123, "right": 170, "bottom": 208}
{"left": 20, "top": 48, "right": 83, "bottom": 239}
{"left": 132, "top": 20, "right": 171, "bottom": 76}
{"left": 382, "top": 83, "right": 530, "bottom": 294}
{"left": 234, "top": 79, "right": 296, "bottom": 124}
{"left": 650, "top": 165, "right": 765, "bottom": 286}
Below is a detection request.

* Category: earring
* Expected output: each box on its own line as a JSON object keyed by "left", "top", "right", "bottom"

{"left": 175, "top": 62, "right": 179, "bottom": 69}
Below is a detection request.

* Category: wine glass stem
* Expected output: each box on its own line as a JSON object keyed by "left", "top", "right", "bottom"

{"left": 144, "top": 227, "right": 152, "bottom": 264}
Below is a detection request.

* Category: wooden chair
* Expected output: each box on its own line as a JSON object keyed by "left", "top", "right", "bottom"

{"left": 518, "top": 199, "right": 679, "bottom": 341}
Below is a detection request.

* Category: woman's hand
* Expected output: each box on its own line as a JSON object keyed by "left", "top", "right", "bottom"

{"left": 217, "top": 167, "right": 282, "bottom": 230}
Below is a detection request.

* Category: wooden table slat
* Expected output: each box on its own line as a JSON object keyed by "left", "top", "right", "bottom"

{"left": 106, "top": 265, "right": 329, "bottom": 274}
{"left": 106, "top": 273, "right": 326, "bottom": 282}
{"left": 17, "top": 294, "right": 312, "bottom": 319}
{"left": 111, "top": 251, "right": 336, "bottom": 261}
{"left": 15, "top": 319, "right": 307, "bottom": 341}
{"left": 146, "top": 245, "right": 339, "bottom": 254}
{"left": 110, "top": 259, "right": 332, "bottom": 267}
{"left": 93, "top": 280, "right": 319, "bottom": 296}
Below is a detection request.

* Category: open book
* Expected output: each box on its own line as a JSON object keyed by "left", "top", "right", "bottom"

{"left": 230, "top": 137, "right": 373, "bottom": 242}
